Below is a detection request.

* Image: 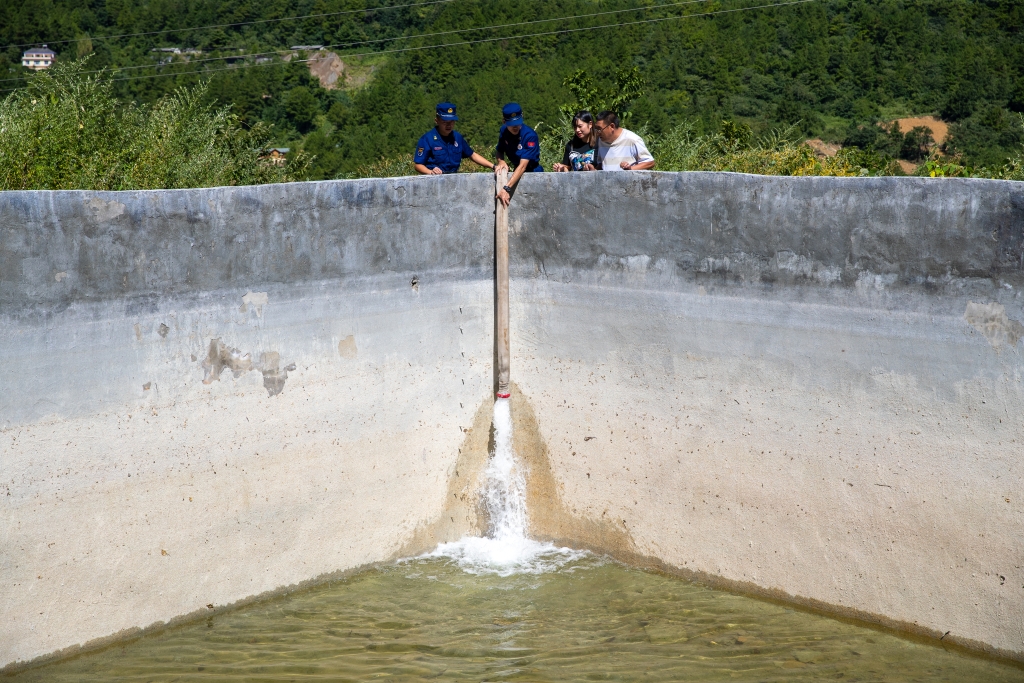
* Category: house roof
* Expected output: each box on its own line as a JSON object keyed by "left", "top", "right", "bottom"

{"left": 24, "top": 47, "right": 56, "bottom": 56}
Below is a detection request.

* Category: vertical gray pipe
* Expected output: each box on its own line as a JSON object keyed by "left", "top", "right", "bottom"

{"left": 495, "top": 168, "right": 511, "bottom": 398}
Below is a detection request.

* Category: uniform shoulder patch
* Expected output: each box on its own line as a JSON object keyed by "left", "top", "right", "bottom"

{"left": 526, "top": 140, "right": 536, "bottom": 147}
{"left": 417, "top": 148, "right": 424, "bottom": 154}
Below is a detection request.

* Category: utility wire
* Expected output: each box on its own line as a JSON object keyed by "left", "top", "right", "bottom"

{"left": 112, "top": 0, "right": 819, "bottom": 82}
{"left": 291, "top": 0, "right": 719, "bottom": 51}
{"left": 1, "top": 0, "right": 816, "bottom": 93}
{"left": 0, "top": 0, "right": 458, "bottom": 50}
{"left": 0, "top": 0, "right": 716, "bottom": 84}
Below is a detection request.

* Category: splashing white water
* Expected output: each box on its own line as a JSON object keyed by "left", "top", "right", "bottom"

{"left": 482, "top": 397, "right": 527, "bottom": 541}
{"left": 427, "top": 398, "right": 586, "bottom": 576}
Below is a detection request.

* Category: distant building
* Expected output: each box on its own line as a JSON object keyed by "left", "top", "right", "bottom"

{"left": 263, "top": 148, "right": 290, "bottom": 166}
{"left": 290, "top": 45, "right": 324, "bottom": 51}
{"left": 22, "top": 46, "right": 56, "bottom": 70}
{"left": 150, "top": 47, "right": 202, "bottom": 55}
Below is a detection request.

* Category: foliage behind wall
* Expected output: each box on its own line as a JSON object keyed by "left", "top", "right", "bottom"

{"left": 0, "top": 61, "right": 308, "bottom": 190}
{"left": 2, "top": 0, "right": 1023, "bottom": 183}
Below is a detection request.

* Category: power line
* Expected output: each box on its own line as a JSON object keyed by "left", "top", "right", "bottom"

{"left": 0, "top": 0, "right": 716, "bottom": 84}
{"left": 115, "top": 0, "right": 820, "bottom": 82}
{"left": 0, "top": 0, "right": 458, "bottom": 51}
{"left": 1, "top": 0, "right": 817, "bottom": 94}
{"left": 316, "top": 0, "right": 719, "bottom": 51}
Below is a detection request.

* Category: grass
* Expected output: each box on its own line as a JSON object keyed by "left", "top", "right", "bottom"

{"left": 0, "top": 59, "right": 311, "bottom": 191}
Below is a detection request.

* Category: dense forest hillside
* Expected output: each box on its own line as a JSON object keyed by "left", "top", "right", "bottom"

{"left": 3, "top": 0, "right": 1023, "bottom": 179}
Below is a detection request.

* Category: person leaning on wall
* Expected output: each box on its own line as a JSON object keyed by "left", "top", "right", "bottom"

{"left": 495, "top": 103, "right": 543, "bottom": 207}
{"left": 551, "top": 110, "right": 597, "bottom": 172}
{"left": 592, "top": 110, "right": 655, "bottom": 171}
{"left": 413, "top": 102, "right": 496, "bottom": 175}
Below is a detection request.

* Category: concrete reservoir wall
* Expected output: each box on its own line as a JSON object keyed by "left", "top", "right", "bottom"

{"left": 1, "top": 172, "right": 1022, "bottom": 669}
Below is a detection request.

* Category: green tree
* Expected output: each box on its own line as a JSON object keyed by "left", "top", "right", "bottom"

{"left": 900, "top": 126, "right": 933, "bottom": 162}
{"left": 560, "top": 66, "right": 646, "bottom": 124}
{"left": 284, "top": 86, "right": 321, "bottom": 133}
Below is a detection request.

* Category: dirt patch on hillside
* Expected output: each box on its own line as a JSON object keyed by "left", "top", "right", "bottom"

{"left": 307, "top": 52, "right": 346, "bottom": 89}
{"left": 897, "top": 160, "right": 920, "bottom": 175}
{"left": 892, "top": 115, "right": 948, "bottom": 144}
{"left": 281, "top": 51, "right": 378, "bottom": 89}
{"left": 805, "top": 138, "right": 840, "bottom": 158}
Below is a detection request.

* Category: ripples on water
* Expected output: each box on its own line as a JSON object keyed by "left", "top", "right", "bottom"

{"left": 14, "top": 552, "right": 1022, "bottom": 682}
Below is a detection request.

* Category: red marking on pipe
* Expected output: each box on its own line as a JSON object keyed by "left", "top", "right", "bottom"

{"left": 496, "top": 392, "right": 511, "bottom": 399}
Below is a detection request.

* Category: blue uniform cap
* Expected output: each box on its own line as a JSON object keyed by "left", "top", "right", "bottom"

{"left": 502, "top": 103, "right": 524, "bottom": 126}
{"left": 436, "top": 102, "right": 459, "bottom": 121}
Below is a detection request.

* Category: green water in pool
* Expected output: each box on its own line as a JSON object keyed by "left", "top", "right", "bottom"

{"left": 12, "top": 550, "right": 1022, "bottom": 682}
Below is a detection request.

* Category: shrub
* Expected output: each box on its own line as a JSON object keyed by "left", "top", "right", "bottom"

{"left": 0, "top": 60, "right": 310, "bottom": 191}
{"left": 337, "top": 155, "right": 414, "bottom": 179}
{"left": 647, "top": 120, "right": 914, "bottom": 177}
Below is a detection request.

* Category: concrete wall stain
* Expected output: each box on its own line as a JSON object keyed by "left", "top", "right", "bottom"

{"left": 84, "top": 197, "right": 126, "bottom": 223}
{"left": 241, "top": 291, "right": 268, "bottom": 316}
{"left": 337, "top": 335, "right": 358, "bottom": 359}
{"left": 201, "top": 338, "right": 254, "bottom": 383}
{"left": 200, "top": 339, "right": 296, "bottom": 396}
{"left": 258, "top": 351, "right": 296, "bottom": 397}
{"left": 964, "top": 301, "right": 1024, "bottom": 349}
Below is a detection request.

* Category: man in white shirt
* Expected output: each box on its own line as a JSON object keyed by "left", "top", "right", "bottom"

{"left": 593, "top": 110, "right": 656, "bottom": 171}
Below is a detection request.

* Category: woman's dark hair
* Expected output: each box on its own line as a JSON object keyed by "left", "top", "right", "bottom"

{"left": 572, "top": 110, "right": 594, "bottom": 127}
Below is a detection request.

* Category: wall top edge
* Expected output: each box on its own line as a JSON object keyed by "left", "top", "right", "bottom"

{"left": 1, "top": 172, "right": 1021, "bottom": 311}
{"left": 0, "top": 171, "right": 1021, "bottom": 198}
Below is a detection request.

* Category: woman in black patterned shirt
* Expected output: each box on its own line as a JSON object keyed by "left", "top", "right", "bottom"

{"left": 552, "top": 111, "right": 597, "bottom": 172}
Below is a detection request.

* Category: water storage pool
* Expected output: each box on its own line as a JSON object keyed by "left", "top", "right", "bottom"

{"left": 10, "top": 400, "right": 1023, "bottom": 681}
{"left": 11, "top": 553, "right": 1022, "bottom": 682}
{"left": 4, "top": 174, "right": 1023, "bottom": 671}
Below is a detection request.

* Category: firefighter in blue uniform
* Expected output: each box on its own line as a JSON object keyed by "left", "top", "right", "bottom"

{"left": 414, "top": 102, "right": 495, "bottom": 175}
{"left": 495, "top": 103, "right": 543, "bottom": 207}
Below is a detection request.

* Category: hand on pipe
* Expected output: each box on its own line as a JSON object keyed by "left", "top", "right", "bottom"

{"left": 429, "top": 167, "right": 443, "bottom": 175}
{"left": 495, "top": 159, "right": 509, "bottom": 174}
{"left": 496, "top": 187, "right": 511, "bottom": 207}
{"left": 551, "top": 163, "right": 569, "bottom": 172}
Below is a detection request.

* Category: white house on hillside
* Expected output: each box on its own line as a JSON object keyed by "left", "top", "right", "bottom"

{"left": 22, "top": 46, "right": 56, "bottom": 70}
